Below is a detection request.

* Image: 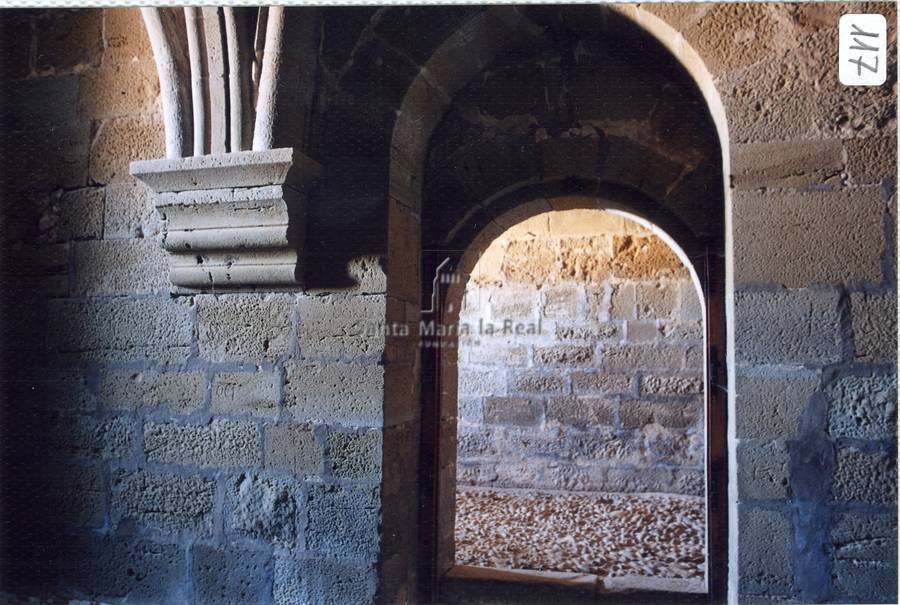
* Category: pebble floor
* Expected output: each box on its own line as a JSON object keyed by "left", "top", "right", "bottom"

{"left": 454, "top": 488, "right": 706, "bottom": 582}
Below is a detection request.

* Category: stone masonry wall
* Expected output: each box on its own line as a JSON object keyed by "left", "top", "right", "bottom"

{"left": 456, "top": 209, "right": 705, "bottom": 497}
{"left": 0, "top": 9, "right": 387, "bottom": 604}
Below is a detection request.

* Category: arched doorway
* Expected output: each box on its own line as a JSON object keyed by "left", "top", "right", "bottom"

{"left": 383, "top": 5, "right": 730, "bottom": 601}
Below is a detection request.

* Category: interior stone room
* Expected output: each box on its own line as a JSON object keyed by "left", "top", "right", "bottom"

{"left": 0, "top": 4, "right": 896, "bottom": 605}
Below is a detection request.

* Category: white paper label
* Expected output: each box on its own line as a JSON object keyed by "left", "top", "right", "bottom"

{"left": 839, "top": 14, "right": 887, "bottom": 86}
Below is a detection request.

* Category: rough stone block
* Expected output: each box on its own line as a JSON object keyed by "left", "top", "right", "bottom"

{"left": 640, "top": 423, "right": 698, "bottom": 465}
{"left": 298, "top": 294, "right": 385, "bottom": 359}
{"left": 264, "top": 423, "right": 322, "bottom": 475}
{"left": 212, "top": 371, "right": 279, "bottom": 417}
{"left": 274, "top": 557, "right": 377, "bottom": 605}
{"left": 327, "top": 430, "right": 383, "bottom": 480}
{"left": 602, "top": 344, "right": 684, "bottom": 371}
{"left": 832, "top": 560, "right": 897, "bottom": 603}
{"left": 74, "top": 238, "right": 168, "bottom": 295}
{"left": 609, "top": 283, "right": 636, "bottom": 319}
{"left": 110, "top": 469, "right": 215, "bottom": 533}
{"left": 60, "top": 535, "right": 188, "bottom": 604}
{"left": 45, "top": 414, "right": 134, "bottom": 460}
{"left": 503, "top": 239, "right": 556, "bottom": 284}
{"left": 737, "top": 439, "right": 790, "bottom": 500}
{"left": 641, "top": 375, "right": 703, "bottom": 396}
{"left": 734, "top": 289, "right": 842, "bottom": 365}
{"left": 845, "top": 136, "right": 897, "bottom": 185}
{"left": 851, "top": 292, "right": 897, "bottom": 362}
{"left": 101, "top": 369, "right": 205, "bottom": 413}
{"left": 610, "top": 236, "right": 688, "bottom": 280}
{"left": 458, "top": 397, "right": 484, "bottom": 425}
{"left": 731, "top": 139, "right": 844, "bottom": 189}
{"left": 458, "top": 369, "right": 507, "bottom": 396}
{"left": 826, "top": 374, "right": 897, "bottom": 439}
{"left": 283, "top": 361, "right": 383, "bottom": 426}
{"left": 192, "top": 544, "right": 272, "bottom": 605}
{"left": 542, "top": 286, "right": 580, "bottom": 318}
{"left": 104, "top": 8, "right": 153, "bottom": 66}
{"left": 90, "top": 114, "right": 166, "bottom": 184}
{"left": 226, "top": 474, "right": 304, "bottom": 547}
{"left": 831, "top": 511, "right": 897, "bottom": 562}
{"left": 679, "top": 281, "right": 703, "bottom": 320}
{"left": 546, "top": 396, "right": 614, "bottom": 427}
{"left": 144, "top": 420, "right": 261, "bottom": 469}
{"left": 833, "top": 448, "right": 897, "bottom": 504}
{"left": 734, "top": 189, "right": 884, "bottom": 286}
{"left": 47, "top": 296, "right": 193, "bottom": 362}
{"left": 484, "top": 396, "right": 541, "bottom": 426}
{"left": 306, "top": 483, "right": 380, "bottom": 559}
{"left": 78, "top": 60, "right": 159, "bottom": 120}
{"left": 736, "top": 373, "right": 818, "bottom": 439}
{"left": 489, "top": 284, "right": 537, "bottom": 319}
{"left": 34, "top": 9, "right": 103, "bottom": 72}
{"left": 559, "top": 237, "right": 613, "bottom": 282}
{"left": 510, "top": 373, "right": 567, "bottom": 394}
{"left": 620, "top": 400, "right": 699, "bottom": 430}
{"left": 104, "top": 182, "right": 160, "bottom": 239}
{"left": 572, "top": 372, "right": 633, "bottom": 395}
{"left": 198, "top": 295, "right": 294, "bottom": 362}
{"left": 53, "top": 187, "right": 104, "bottom": 241}
{"left": 468, "top": 344, "right": 528, "bottom": 367}
{"left": 636, "top": 282, "right": 679, "bottom": 319}
{"left": 534, "top": 345, "right": 593, "bottom": 366}
{"left": 738, "top": 506, "right": 794, "bottom": 596}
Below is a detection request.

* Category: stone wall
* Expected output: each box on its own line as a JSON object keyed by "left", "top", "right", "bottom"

{"left": 456, "top": 209, "right": 705, "bottom": 496}
{"left": 0, "top": 8, "right": 389, "bottom": 604}
{"left": 0, "top": 4, "right": 896, "bottom": 605}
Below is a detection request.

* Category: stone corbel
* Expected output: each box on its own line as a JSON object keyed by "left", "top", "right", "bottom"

{"left": 131, "top": 148, "right": 320, "bottom": 291}
{"left": 133, "top": 7, "right": 320, "bottom": 291}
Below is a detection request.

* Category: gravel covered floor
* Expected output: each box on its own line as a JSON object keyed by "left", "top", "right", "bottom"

{"left": 454, "top": 488, "right": 706, "bottom": 584}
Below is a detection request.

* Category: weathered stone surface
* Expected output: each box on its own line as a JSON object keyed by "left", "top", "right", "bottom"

{"left": 328, "top": 430, "right": 383, "bottom": 480}
{"left": 542, "top": 286, "right": 580, "bottom": 318}
{"left": 0, "top": 15, "right": 32, "bottom": 80}
{"left": 90, "top": 114, "right": 166, "bottom": 184}
{"left": 61, "top": 535, "right": 188, "bottom": 604}
{"left": 831, "top": 511, "right": 897, "bottom": 562}
{"left": 738, "top": 440, "right": 790, "bottom": 500}
{"left": 738, "top": 506, "right": 794, "bottom": 596}
{"left": 734, "top": 189, "right": 884, "bottom": 287}
{"left": 833, "top": 449, "right": 897, "bottom": 504}
{"left": 78, "top": 60, "right": 159, "bottom": 120}
{"left": 503, "top": 238, "right": 556, "bottom": 283}
{"left": 851, "top": 292, "right": 897, "bottom": 362}
{"left": 534, "top": 345, "right": 593, "bottom": 366}
{"left": 306, "top": 484, "right": 380, "bottom": 559}
{"left": 144, "top": 420, "right": 262, "bottom": 469}
{"left": 510, "top": 373, "right": 566, "bottom": 394}
{"left": 845, "top": 136, "right": 897, "bottom": 185}
{"left": 603, "top": 344, "right": 683, "bottom": 371}
{"left": 9, "top": 367, "right": 96, "bottom": 411}
{"left": 2, "top": 122, "right": 91, "bottom": 192}
{"left": 555, "top": 322, "right": 618, "bottom": 341}
{"left": 283, "top": 361, "right": 383, "bottom": 426}
{"left": 48, "top": 296, "right": 193, "bottom": 362}
{"left": 298, "top": 294, "right": 385, "bottom": 359}
{"left": 104, "top": 8, "right": 153, "bottom": 66}
{"left": 468, "top": 344, "right": 528, "bottom": 367}
{"left": 101, "top": 369, "right": 205, "bottom": 413}
{"left": 609, "top": 236, "right": 688, "bottom": 280}
{"left": 620, "top": 400, "right": 699, "bottom": 430}
{"left": 488, "top": 285, "right": 536, "bottom": 319}
{"left": 641, "top": 375, "right": 702, "bottom": 396}
{"left": 609, "top": 283, "right": 636, "bottom": 319}
{"left": 212, "top": 371, "right": 279, "bottom": 417}
{"left": 731, "top": 139, "right": 844, "bottom": 189}
{"left": 459, "top": 369, "right": 508, "bottom": 396}
{"left": 198, "top": 295, "right": 293, "bottom": 361}
{"left": 34, "top": 462, "right": 105, "bottom": 528}
{"left": 572, "top": 372, "right": 633, "bottom": 395}
{"left": 546, "top": 396, "right": 614, "bottom": 427}
{"left": 46, "top": 414, "right": 135, "bottom": 460}
{"left": 484, "top": 397, "right": 542, "bottom": 426}
{"left": 192, "top": 544, "right": 272, "bottom": 605}
{"left": 34, "top": 9, "right": 103, "bottom": 73}
{"left": 679, "top": 281, "right": 703, "bottom": 321}
{"left": 734, "top": 289, "right": 842, "bottom": 365}
{"left": 559, "top": 236, "right": 612, "bottom": 282}
{"left": 110, "top": 469, "right": 215, "bottom": 532}
{"left": 104, "top": 182, "right": 160, "bottom": 239}
{"left": 832, "top": 559, "right": 897, "bottom": 602}
{"left": 736, "top": 373, "right": 818, "bottom": 439}
{"left": 49, "top": 187, "right": 104, "bottom": 241}
{"left": 640, "top": 423, "right": 698, "bottom": 465}
{"left": 74, "top": 238, "right": 168, "bottom": 295}
{"left": 264, "top": 423, "right": 322, "bottom": 475}
{"left": 826, "top": 374, "right": 897, "bottom": 439}
{"left": 274, "top": 557, "right": 377, "bottom": 605}
{"left": 635, "top": 282, "right": 679, "bottom": 319}
{"left": 226, "top": 474, "right": 304, "bottom": 547}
